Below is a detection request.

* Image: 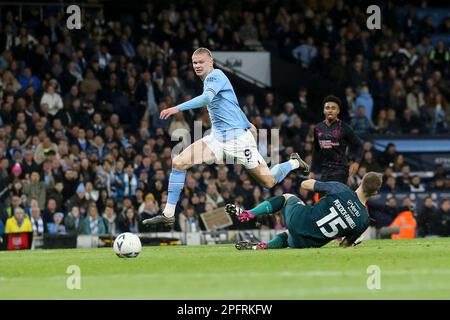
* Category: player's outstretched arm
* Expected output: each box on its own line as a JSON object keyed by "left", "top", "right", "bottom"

{"left": 300, "top": 179, "right": 316, "bottom": 192}
{"left": 160, "top": 90, "right": 215, "bottom": 119}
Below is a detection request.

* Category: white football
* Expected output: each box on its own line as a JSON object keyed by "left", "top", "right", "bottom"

{"left": 113, "top": 232, "right": 142, "bottom": 258}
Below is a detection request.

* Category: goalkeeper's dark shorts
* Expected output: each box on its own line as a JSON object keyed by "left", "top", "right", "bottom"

{"left": 281, "top": 196, "right": 322, "bottom": 249}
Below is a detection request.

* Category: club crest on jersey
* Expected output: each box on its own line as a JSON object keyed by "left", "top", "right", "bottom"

{"left": 331, "top": 129, "right": 341, "bottom": 138}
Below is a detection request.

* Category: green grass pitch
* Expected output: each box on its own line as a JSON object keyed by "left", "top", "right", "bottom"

{"left": 1, "top": 238, "right": 450, "bottom": 299}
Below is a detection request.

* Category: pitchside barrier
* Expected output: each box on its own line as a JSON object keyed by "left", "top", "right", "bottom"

{"left": 14, "top": 229, "right": 278, "bottom": 250}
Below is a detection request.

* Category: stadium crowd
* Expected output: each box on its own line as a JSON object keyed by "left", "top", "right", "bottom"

{"left": 0, "top": 0, "right": 450, "bottom": 243}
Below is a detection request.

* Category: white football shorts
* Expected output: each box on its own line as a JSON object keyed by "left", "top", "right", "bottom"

{"left": 201, "top": 129, "right": 265, "bottom": 169}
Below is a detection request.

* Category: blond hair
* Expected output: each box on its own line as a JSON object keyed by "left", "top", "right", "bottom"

{"left": 192, "top": 47, "right": 213, "bottom": 58}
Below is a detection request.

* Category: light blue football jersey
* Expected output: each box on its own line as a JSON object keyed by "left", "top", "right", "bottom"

{"left": 203, "top": 69, "right": 251, "bottom": 141}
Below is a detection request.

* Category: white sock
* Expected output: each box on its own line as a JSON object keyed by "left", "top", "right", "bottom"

{"left": 163, "top": 203, "right": 176, "bottom": 217}
{"left": 288, "top": 159, "right": 300, "bottom": 170}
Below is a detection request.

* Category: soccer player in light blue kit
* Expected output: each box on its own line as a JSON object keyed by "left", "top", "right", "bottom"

{"left": 143, "top": 48, "right": 309, "bottom": 226}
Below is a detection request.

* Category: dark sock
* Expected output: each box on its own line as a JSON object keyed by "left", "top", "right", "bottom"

{"left": 267, "top": 232, "right": 289, "bottom": 249}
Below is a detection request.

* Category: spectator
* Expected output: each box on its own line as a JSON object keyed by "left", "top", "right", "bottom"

{"left": 385, "top": 108, "right": 402, "bottom": 134}
{"left": 18, "top": 67, "right": 40, "bottom": 92}
{"left": 429, "top": 40, "right": 450, "bottom": 71}
{"left": 5, "top": 207, "right": 32, "bottom": 234}
{"left": 47, "top": 212, "right": 66, "bottom": 234}
{"left": 406, "top": 84, "right": 425, "bottom": 117}
{"left": 84, "top": 181, "right": 99, "bottom": 202}
{"left": 436, "top": 199, "right": 450, "bottom": 237}
{"left": 119, "top": 35, "right": 136, "bottom": 60}
{"left": 368, "top": 196, "right": 400, "bottom": 230}
{"left": 1, "top": 70, "right": 22, "bottom": 93}
{"left": 360, "top": 151, "right": 382, "bottom": 172}
{"left": 261, "top": 107, "right": 274, "bottom": 128}
{"left": 21, "top": 149, "right": 40, "bottom": 179}
{"left": 67, "top": 183, "right": 89, "bottom": 216}
{"left": 42, "top": 197, "right": 59, "bottom": 224}
{"left": 380, "top": 143, "right": 397, "bottom": 168}
{"left": 23, "top": 171, "right": 47, "bottom": 210}
{"left": 400, "top": 108, "right": 421, "bottom": 134}
{"left": 46, "top": 181, "right": 65, "bottom": 211}
{"left": 288, "top": 115, "right": 308, "bottom": 144}
{"left": 417, "top": 196, "right": 440, "bottom": 237}
{"left": 397, "top": 165, "right": 412, "bottom": 191}
{"left": 350, "top": 106, "right": 376, "bottom": 141}
{"left": 30, "top": 206, "right": 46, "bottom": 236}
{"left": 179, "top": 205, "right": 201, "bottom": 232}
{"left": 239, "top": 12, "right": 260, "bottom": 48}
{"left": 34, "top": 136, "right": 59, "bottom": 165}
{"left": 64, "top": 206, "right": 84, "bottom": 234}
{"left": 83, "top": 202, "right": 106, "bottom": 235}
{"left": 292, "top": 36, "right": 317, "bottom": 68}
{"left": 393, "top": 154, "right": 405, "bottom": 172}
{"left": 40, "top": 84, "right": 63, "bottom": 118}
{"left": 355, "top": 85, "right": 374, "bottom": 126}
{"left": 162, "top": 77, "right": 182, "bottom": 102}
{"left": 279, "top": 102, "right": 297, "bottom": 126}
{"left": 79, "top": 69, "right": 101, "bottom": 102}
{"left": 3, "top": 194, "right": 22, "bottom": 223}
{"left": 344, "top": 87, "right": 356, "bottom": 120}
{"left": 431, "top": 93, "right": 449, "bottom": 134}
{"left": 10, "top": 179, "right": 26, "bottom": 207}
{"left": 102, "top": 205, "right": 119, "bottom": 236}
{"left": 348, "top": 166, "right": 367, "bottom": 190}
{"left": 416, "top": 36, "right": 433, "bottom": 58}
{"left": 410, "top": 175, "right": 426, "bottom": 192}
{"left": 242, "top": 94, "right": 260, "bottom": 118}
{"left": 381, "top": 175, "right": 399, "bottom": 193}
{"left": 120, "top": 162, "right": 139, "bottom": 200}
{"left": 390, "top": 80, "right": 407, "bottom": 115}
{"left": 118, "top": 207, "right": 141, "bottom": 233}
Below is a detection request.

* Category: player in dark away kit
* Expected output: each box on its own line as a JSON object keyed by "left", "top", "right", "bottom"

{"left": 310, "top": 95, "right": 364, "bottom": 185}
{"left": 226, "top": 172, "right": 383, "bottom": 249}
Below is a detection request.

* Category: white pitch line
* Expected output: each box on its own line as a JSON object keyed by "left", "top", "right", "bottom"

{"left": 3, "top": 269, "right": 450, "bottom": 282}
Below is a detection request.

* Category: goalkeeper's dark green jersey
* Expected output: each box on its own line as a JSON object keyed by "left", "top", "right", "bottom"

{"left": 282, "top": 181, "right": 369, "bottom": 248}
